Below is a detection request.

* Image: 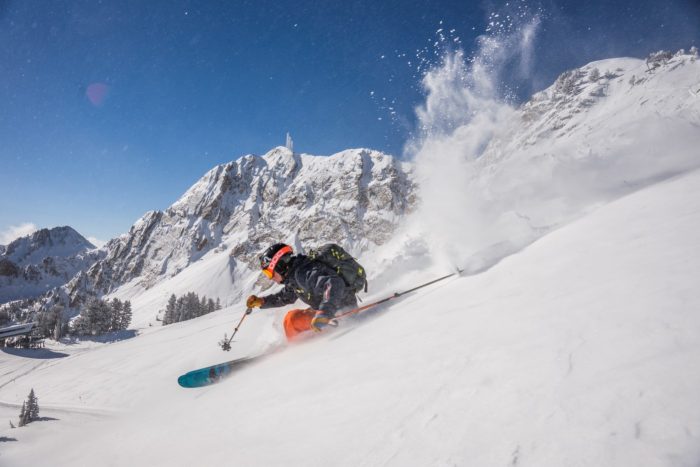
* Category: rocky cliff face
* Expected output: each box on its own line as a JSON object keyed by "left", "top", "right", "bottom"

{"left": 82, "top": 147, "right": 416, "bottom": 295}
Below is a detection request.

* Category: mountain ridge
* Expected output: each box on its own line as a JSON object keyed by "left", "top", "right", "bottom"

{"left": 0, "top": 226, "right": 102, "bottom": 304}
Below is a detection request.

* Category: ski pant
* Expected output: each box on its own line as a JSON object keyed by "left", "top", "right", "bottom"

{"left": 283, "top": 296, "right": 358, "bottom": 341}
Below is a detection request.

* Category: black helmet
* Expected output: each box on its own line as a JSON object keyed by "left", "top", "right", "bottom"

{"left": 259, "top": 243, "right": 293, "bottom": 278}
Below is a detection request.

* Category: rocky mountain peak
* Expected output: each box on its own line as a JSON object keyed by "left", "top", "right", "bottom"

{"left": 2, "top": 226, "right": 95, "bottom": 267}
{"left": 0, "top": 226, "right": 103, "bottom": 304}
{"left": 81, "top": 147, "right": 416, "bottom": 295}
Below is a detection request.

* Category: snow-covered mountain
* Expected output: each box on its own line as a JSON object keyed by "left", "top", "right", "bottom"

{"left": 0, "top": 227, "right": 103, "bottom": 304}
{"left": 78, "top": 147, "right": 414, "bottom": 302}
{"left": 9, "top": 50, "right": 700, "bottom": 329}
{"left": 479, "top": 51, "right": 700, "bottom": 202}
{"left": 1, "top": 148, "right": 415, "bottom": 323}
{"left": 1, "top": 226, "right": 94, "bottom": 267}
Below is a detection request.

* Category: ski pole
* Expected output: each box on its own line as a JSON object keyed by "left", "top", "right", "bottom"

{"left": 334, "top": 269, "right": 462, "bottom": 320}
{"left": 219, "top": 307, "right": 253, "bottom": 351}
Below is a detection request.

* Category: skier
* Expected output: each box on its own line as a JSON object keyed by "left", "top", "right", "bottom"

{"left": 246, "top": 243, "right": 360, "bottom": 339}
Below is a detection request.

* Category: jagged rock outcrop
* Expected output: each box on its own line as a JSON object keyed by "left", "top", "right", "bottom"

{"left": 82, "top": 147, "right": 416, "bottom": 294}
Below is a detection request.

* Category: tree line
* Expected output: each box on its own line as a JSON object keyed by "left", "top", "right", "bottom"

{"left": 162, "top": 292, "right": 221, "bottom": 325}
{"left": 70, "top": 298, "right": 132, "bottom": 336}
{"left": 34, "top": 298, "right": 132, "bottom": 338}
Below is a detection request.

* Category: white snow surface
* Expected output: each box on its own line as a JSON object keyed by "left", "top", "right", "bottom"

{"left": 1, "top": 167, "right": 699, "bottom": 466}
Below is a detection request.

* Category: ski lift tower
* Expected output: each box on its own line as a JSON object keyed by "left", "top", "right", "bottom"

{"left": 285, "top": 132, "right": 294, "bottom": 153}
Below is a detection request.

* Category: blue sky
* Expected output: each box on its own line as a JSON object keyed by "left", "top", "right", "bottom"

{"left": 1, "top": 0, "right": 698, "bottom": 245}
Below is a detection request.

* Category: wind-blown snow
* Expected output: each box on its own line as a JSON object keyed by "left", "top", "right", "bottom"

{"left": 398, "top": 46, "right": 700, "bottom": 275}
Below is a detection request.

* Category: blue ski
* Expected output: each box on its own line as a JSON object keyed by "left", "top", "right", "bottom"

{"left": 177, "top": 355, "right": 262, "bottom": 388}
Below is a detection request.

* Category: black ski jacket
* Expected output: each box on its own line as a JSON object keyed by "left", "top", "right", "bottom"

{"left": 260, "top": 255, "right": 357, "bottom": 315}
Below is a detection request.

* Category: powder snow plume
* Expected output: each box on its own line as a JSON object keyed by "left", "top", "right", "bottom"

{"left": 376, "top": 6, "right": 700, "bottom": 282}
{"left": 386, "top": 10, "right": 543, "bottom": 276}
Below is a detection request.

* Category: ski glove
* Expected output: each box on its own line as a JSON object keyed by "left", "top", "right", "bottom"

{"left": 246, "top": 295, "right": 264, "bottom": 309}
{"left": 310, "top": 311, "right": 338, "bottom": 332}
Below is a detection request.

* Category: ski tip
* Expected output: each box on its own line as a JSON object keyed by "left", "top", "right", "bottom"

{"left": 177, "top": 372, "right": 212, "bottom": 389}
{"left": 177, "top": 375, "right": 189, "bottom": 388}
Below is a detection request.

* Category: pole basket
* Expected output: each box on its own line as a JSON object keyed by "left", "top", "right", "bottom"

{"left": 219, "top": 334, "right": 232, "bottom": 351}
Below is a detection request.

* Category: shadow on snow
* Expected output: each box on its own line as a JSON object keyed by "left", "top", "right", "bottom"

{"left": 61, "top": 329, "right": 138, "bottom": 346}
{"left": 1, "top": 347, "right": 69, "bottom": 359}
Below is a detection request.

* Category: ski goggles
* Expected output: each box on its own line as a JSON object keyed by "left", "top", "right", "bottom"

{"left": 261, "top": 245, "right": 293, "bottom": 278}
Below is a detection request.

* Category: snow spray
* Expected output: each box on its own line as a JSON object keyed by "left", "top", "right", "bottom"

{"left": 401, "top": 8, "right": 543, "bottom": 271}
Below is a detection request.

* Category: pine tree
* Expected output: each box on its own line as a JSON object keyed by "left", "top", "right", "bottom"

{"left": 199, "top": 296, "right": 208, "bottom": 317}
{"left": 100, "top": 299, "right": 113, "bottom": 333}
{"left": 71, "top": 298, "right": 112, "bottom": 335}
{"left": 18, "top": 401, "right": 27, "bottom": 427}
{"left": 26, "top": 389, "right": 39, "bottom": 422}
{"left": 186, "top": 292, "right": 199, "bottom": 320}
{"left": 175, "top": 296, "right": 185, "bottom": 323}
{"left": 162, "top": 293, "right": 222, "bottom": 325}
{"left": 53, "top": 305, "right": 65, "bottom": 340}
{"left": 110, "top": 298, "right": 123, "bottom": 331}
{"left": 120, "top": 301, "right": 132, "bottom": 330}
{"left": 163, "top": 294, "right": 177, "bottom": 325}
{"left": 82, "top": 298, "right": 101, "bottom": 335}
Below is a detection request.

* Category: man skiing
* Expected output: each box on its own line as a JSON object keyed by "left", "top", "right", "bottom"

{"left": 246, "top": 243, "right": 361, "bottom": 339}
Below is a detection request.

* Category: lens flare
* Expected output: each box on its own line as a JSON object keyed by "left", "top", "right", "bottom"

{"left": 86, "top": 83, "right": 110, "bottom": 107}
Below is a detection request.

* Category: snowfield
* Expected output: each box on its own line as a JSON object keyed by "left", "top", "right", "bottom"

{"left": 2, "top": 167, "right": 699, "bottom": 466}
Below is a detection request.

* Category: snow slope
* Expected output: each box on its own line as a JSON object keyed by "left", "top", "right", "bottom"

{"left": 2, "top": 167, "right": 699, "bottom": 466}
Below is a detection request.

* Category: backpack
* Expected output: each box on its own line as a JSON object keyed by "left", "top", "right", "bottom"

{"left": 308, "top": 243, "right": 368, "bottom": 293}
